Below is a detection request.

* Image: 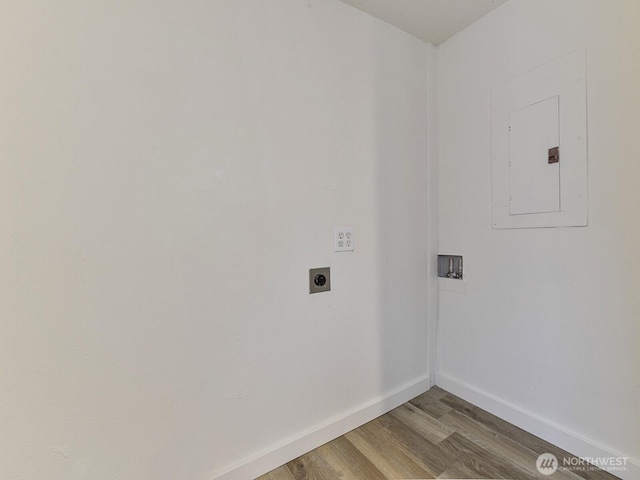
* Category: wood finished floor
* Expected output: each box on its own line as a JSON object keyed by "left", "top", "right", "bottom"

{"left": 256, "top": 387, "right": 620, "bottom": 480}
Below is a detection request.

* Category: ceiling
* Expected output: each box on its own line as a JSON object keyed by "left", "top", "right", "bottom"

{"left": 337, "top": 0, "right": 509, "bottom": 44}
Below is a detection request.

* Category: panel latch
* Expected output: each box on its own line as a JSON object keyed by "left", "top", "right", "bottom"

{"left": 548, "top": 146, "right": 560, "bottom": 164}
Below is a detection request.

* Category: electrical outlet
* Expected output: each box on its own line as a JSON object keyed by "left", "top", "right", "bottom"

{"left": 309, "top": 267, "right": 331, "bottom": 294}
{"left": 334, "top": 227, "right": 354, "bottom": 252}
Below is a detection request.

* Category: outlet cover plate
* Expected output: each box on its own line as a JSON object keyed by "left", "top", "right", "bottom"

{"left": 334, "top": 227, "right": 354, "bottom": 252}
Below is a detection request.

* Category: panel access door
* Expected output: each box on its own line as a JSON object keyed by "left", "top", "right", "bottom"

{"left": 509, "top": 96, "right": 560, "bottom": 215}
{"left": 490, "top": 49, "right": 587, "bottom": 229}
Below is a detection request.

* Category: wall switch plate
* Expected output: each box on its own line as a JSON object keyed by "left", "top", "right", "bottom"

{"left": 334, "top": 227, "right": 354, "bottom": 252}
{"left": 309, "top": 267, "right": 331, "bottom": 294}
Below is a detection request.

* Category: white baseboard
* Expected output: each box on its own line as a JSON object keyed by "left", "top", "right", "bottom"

{"left": 436, "top": 372, "right": 640, "bottom": 480}
{"left": 205, "top": 374, "right": 432, "bottom": 480}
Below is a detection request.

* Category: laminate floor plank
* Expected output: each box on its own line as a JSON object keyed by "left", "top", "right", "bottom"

{"left": 345, "top": 420, "right": 435, "bottom": 479}
{"left": 372, "top": 412, "right": 457, "bottom": 477}
{"left": 255, "top": 387, "right": 622, "bottom": 480}
{"left": 421, "top": 386, "right": 450, "bottom": 401}
{"left": 439, "top": 393, "right": 619, "bottom": 480}
{"left": 439, "top": 409, "right": 583, "bottom": 480}
{"left": 438, "top": 431, "right": 537, "bottom": 480}
{"left": 389, "top": 403, "right": 455, "bottom": 444}
{"left": 440, "top": 393, "right": 570, "bottom": 461}
{"left": 436, "top": 461, "right": 486, "bottom": 479}
{"left": 285, "top": 449, "right": 342, "bottom": 480}
{"left": 408, "top": 388, "right": 454, "bottom": 420}
{"left": 315, "top": 435, "right": 387, "bottom": 480}
{"left": 409, "top": 395, "right": 454, "bottom": 419}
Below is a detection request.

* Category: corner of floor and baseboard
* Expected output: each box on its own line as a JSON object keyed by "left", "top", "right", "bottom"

{"left": 434, "top": 372, "right": 640, "bottom": 480}
{"left": 205, "top": 374, "right": 433, "bottom": 480}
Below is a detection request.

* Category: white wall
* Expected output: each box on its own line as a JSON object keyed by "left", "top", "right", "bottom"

{"left": 0, "top": 1, "right": 432, "bottom": 479}
{"left": 437, "top": 0, "right": 640, "bottom": 476}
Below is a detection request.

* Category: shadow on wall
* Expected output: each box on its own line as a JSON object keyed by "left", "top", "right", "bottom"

{"left": 372, "top": 24, "right": 431, "bottom": 397}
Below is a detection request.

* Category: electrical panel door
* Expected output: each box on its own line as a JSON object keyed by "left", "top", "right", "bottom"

{"left": 509, "top": 96, "right": 560, "bottom": 215}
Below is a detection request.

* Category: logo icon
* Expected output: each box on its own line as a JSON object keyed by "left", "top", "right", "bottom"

{"left": 536, "top": 453, "right": 559, "bottom": 475}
